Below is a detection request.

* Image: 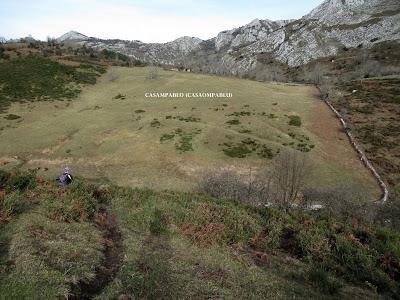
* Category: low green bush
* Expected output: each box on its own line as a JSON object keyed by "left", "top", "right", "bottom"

{"left": 223, "top": 144, "right": 252, "bottom": 158}
{"left": 0, "top": 169, "right": 10, "bottom": 188}
{"left": 0, "top": 191, "right": 25, "bottom": 217}
{"left": 113, "top": 93, "right": 126, "bottom": 100}
{"left": 4, "top": 114, "right": 21, "bottom": 120}
{"left": 6, "top": 171, "right": 36, "bottom": 192}
{"left": 226, "top": 119, "right": 241, "bottom": 125}
{"left": 288, "top": 115, "right": 302, "bottom": 127}
{"left": 160, "top": 133, "right": 175, "bottom": 142}
{"left": 307, "top": 267, "right": 343, "bottom": 295}
{"left": 150, "top": 119, "right": 161, "bottom": 127}
{"left": 149, "top": 209, "right": 168, "bottom": 235}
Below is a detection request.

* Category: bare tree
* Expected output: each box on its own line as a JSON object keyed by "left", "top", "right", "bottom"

{"left": 198, "top": 169, "right": 245, "bottom": 200}
{"left": 146, "top": 66, "right": 159, "bottom": 79}
{"left": 270, "top": 149, "right": 312, "bottom": 211}
{"left": 47, "top": 36, "right": 57, "bottom": 47}
{"left": 313, "top": 184, "right": 374, "bottom": 224}
{"left": 319, "top": 78, "right": 338, "bottom": 100}
{"left": 197, "top": 167, "right": 274, "bottom": 205}
{"left": 255, "top": 65, "right": 285, "bottom": 82}
{"left": 358, "top": 48, "right": 369, "bottom": 65}
{"left": 198, "top": 150, "right": 312, "bottom": 209}
{"left": 107, "top": 70, "right": 119, "bottom": 82}
{"left": 313, "top": 63, "right": 324, "bottom": 85}
{"left": 0, "top": 36, "right": 6, "bottom": 44}
{"left": 356, "top": 60, "right": 382, "bottom": 79}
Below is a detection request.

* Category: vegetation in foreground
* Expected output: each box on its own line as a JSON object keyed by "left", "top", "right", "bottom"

{"left": 0, "top": 169, "right": 399, "bottom": 299}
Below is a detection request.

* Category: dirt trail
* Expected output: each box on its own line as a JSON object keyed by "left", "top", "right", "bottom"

{"left": 66, "top": 211, "right": 124, "bottom": 299}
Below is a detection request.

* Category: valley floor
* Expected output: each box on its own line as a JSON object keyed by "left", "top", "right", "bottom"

{"left": 0, "top": 67, "right": 379, "bottom": 198}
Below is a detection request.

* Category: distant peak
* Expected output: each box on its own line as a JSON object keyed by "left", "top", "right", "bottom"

{"left": 173, "top": 36, "right": 203, "bottom": 42}
{"left": 57, "top": 31, "right": 89, "bottom": 42}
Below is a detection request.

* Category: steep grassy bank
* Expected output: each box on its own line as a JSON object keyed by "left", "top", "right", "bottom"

{"left": 330, "top": 76, "right": 400, "bottom": 188}
{"left": 0, "top": 170, "right": 399, "bottom": 299}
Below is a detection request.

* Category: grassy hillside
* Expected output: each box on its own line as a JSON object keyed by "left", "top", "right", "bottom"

{"left": 330, "top": 76, "right": 400, "bottom": 188}
{"left": 0, "top": 66, "right": 379, "bottom": 197}
{"left": 0, "top": 170, "right": 399, "bottom": 299}
{"left": 0, "top": 54, "right": 105, "bottom": 112}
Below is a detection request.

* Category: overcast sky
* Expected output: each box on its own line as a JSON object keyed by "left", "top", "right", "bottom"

{"left": 0, "top": 0, "right": 323, "bottom": 43}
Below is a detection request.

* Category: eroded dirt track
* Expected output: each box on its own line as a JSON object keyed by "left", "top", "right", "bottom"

{"left": 66, "top": 211, "right": 124, "bottom": 300}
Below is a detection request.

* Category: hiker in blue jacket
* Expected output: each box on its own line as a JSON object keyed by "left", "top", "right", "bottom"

{"left": 57, "top": 167, "right": 74, "bottom": 187}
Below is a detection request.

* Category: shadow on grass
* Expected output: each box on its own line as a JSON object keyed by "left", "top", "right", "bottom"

{"left": 132, "top": 234, "right": 176, "bottom": 299}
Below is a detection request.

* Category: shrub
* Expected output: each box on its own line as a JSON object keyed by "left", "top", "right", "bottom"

{"left": 222, "top": 144, "right": 251, "bottom": 158}
{"left": 198, "top": 169, "right": 247, "bottom": 200}
{"left": 4, "top": 114, "right": 21, "bottom": 120}
{"left": 149, "top": 209, "right": 168, "bottom": 235}
{"left": 160, "top": 133, "right": 175, "bottom": 142}
{"left": 226, "top": 119, "right": 240, "bottom": 125}
{"left": 307, "top": 267, "right": 343, "bottom": 295}
{"left": 0, "top": 191, "right": 25, "bottom": 217}
{"left": 101, "top": 49, "right": 117, "bottom": 59}
{"left": 150, "top": 119, "right": 161, "bottom": 127}
{"left": 318, "top": 184, "right": 374, "bottom": 224}
{"left": 0, "top": 169, "right": 10, "bottom": 188}
{"left": 113, "top": 93, "right": 126, "bottom": 100}
{"left": 288, "top": 115, "right": 302, "bottom": 127}
{"left": 175, "top": 135, "right": 193, "bottom": 152}
{"left": 7, "top": 171, "right": 36, "bottom": 192}
{"left": 197, "top": 168, "right": 273, "bottom": 205}
{"left": 332, "top": 234, "right": 375, "bottom": 280}
{"left": 258, "top": 145, "right": 274, "bottom": 159}
{"left": 175, "top": 116, "right": 200, "bottom": 122}
{"left": 297, "top": 225, "right": 331, "bottom": 262}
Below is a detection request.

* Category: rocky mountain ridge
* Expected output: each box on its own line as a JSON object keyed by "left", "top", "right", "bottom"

{"left": 58, "top": 0, "right": 400, "bottom": 73}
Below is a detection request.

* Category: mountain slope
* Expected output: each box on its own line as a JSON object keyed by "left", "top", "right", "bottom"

{"left": 56, "top": 0, "right": 400, "bottom": 72}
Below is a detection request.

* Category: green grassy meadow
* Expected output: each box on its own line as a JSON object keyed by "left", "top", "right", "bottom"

{"left": 0, "top": 67, "right": 378, "bottom": 195}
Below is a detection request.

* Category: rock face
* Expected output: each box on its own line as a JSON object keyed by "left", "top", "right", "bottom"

{"left": 57, "top": 0, "right": 400, "bottom": 72}
{"left": 214, "top": 19, "right": 293, "bottom": 51}
{"left": 80, "top": 36, "right": 203, "bottom": 65}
